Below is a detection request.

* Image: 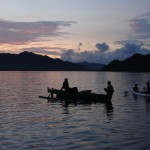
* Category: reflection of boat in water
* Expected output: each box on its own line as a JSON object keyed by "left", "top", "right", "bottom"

{"left": 39, "top": 88, "right": 113, "bottom": 103}
{"left": 132, "top": 90, "right": 150, "bottom": 97}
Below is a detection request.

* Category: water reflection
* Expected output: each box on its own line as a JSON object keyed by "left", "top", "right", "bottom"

{"left": 144, "top": 98, "right": 150, "bottom": 114}
{"left": 132, "top": 93, "right": 150, "bottom": 115}
{"left": 57, "top": 100, "right": 114, "bottom": 121}
{"left": 133, "top": 94, "right": 138, "bottom": 100}
{"left": 1, "top": 71, "right": 150, "bottom": 150}
{"left": 62, "top": 104, "right": 69, "bottom": 114}
{"left": 104, "top": 102, "right": 114, "bottom": 119}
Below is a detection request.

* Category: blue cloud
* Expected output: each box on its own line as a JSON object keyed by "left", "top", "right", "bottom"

{"left": 95, "top": 43, "right": 109, "bottom": 53}
{"left": 129, "top": 11, "right": 150, "bottom": 40}
{"left": 61, "top": 42, "right": 150, "bottom": 64}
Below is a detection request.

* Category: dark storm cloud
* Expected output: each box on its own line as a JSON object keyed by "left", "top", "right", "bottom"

{"left": 0, "top": 19, "right": 75, "bottom": 44}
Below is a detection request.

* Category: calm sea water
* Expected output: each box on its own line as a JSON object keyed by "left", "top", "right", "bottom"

{"left": 0, "top": 71, "right": 150, "bottom": 150}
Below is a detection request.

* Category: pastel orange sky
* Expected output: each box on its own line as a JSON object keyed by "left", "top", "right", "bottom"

{"left": 0, "top": 0, "right": 150, "bottom": 63}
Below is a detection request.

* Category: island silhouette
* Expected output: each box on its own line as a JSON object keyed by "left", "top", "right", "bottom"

{"left": 100, "top": 53, "right": 150, "bottom": 72}
{"left": 0, "top": 51, "right": 149, "bottom": 72}
{"left": 0, "top": 51, "right": 87, "bottom": 71}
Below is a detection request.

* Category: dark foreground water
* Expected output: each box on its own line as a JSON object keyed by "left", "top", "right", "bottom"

{"left": 0, "top": 71, "right": 150, "bottom": 150}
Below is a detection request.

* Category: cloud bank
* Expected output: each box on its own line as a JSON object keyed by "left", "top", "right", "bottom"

{"left": 0, "top": 19, "right": 75, "bottom": 44}
{"left": 61, "top": 42, "right": 150, "bottom": 64}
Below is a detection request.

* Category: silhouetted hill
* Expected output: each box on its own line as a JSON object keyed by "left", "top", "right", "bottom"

{"left": 100, "top": 53, "right": 150, "bottom": 72}
{"left": 0, "top": 51, "right": 87, "bottom": 71}
{"left": 77, "top": 61, "right": 105, "bottom": 70}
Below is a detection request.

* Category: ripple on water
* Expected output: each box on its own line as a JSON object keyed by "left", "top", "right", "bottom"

{"left": 0, "top": 72, "right": 150, "bottom": 150}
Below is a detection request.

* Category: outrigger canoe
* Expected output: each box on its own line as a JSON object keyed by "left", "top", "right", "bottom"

{"left": 39, "top": 88, "right": 113, "bottom": 103}
{"left": 132, "top": 90, "right": 150, "bottom": 97}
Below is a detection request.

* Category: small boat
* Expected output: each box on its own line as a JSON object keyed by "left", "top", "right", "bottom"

{"left": 39, "top": 88, "right": 113, "bottom": 103}
{"left": 132, "top": 90, "right": 150, "bottom": 97}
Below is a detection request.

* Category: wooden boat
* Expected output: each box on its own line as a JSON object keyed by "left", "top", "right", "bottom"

{"left": 39, "top": 88, "right": 113, "bottom": 103}
{"left": 132, "top": 90, "right": 150, "bottom": 97}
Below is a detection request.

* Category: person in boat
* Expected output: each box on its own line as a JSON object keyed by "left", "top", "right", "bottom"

{"left": 133, "top": 84, "right": 139, "bottom": 92}
{"left": 61, "top": 78, "right": 69, "bottom": 91}
{"left": 145, "top": 82, "right": 150, "bottom": 94}
{"left": 61, "top": 78, "right": 78, "bottom": 93}
{"left": 104, "top": 81, "right": 114, "bottom": 100}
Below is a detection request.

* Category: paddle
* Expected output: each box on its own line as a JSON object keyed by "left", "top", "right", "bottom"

{"left": 39, "top": 96, "right": 49, "bottom": 99}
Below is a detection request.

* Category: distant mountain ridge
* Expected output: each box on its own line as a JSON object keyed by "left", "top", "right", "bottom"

{"left": 77, "top": 61, "right": 105, "bottom": 70}
{"left": 0, "top": 51, "right": 87, "bottom": 71}
{"left": 100, "top": 53, "right": 150, "bottom": 72}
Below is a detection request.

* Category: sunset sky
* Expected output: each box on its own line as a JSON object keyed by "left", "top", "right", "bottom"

{"left": 0, "top": 0, "right": 150, "bottom": 64}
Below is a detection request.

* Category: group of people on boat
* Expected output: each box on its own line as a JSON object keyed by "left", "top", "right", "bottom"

{"left": 61, "top": 78, "right": 114, "bottom": 98}
{"left": 133, "top": 82, "right": 150, "bottom": 94}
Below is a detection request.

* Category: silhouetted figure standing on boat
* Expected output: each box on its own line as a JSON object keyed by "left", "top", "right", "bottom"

{"left": 61, "top": 78, "right": 69, "bottom": 91}
{"left": 104, "top": 81, "right": 114, "bottom": 101}
{"left": 145, "top": 82, "right": 150, "bottom": 94}
{"left": 133, "top": 84, "right": 139, "bottom": 92}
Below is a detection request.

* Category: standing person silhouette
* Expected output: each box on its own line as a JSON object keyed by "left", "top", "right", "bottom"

{"left": 104, "top": 81, "right": 114, "bottom": 101}
{"left": 61, "top": 78, "right": 69, "bottom": 91}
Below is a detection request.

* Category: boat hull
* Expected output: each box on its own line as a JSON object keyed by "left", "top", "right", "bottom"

{"left": 132, "top": 90, "right": 150, "bottom": 97}
{"left": 47, "top": 88, "right": 112, "bottom": 103}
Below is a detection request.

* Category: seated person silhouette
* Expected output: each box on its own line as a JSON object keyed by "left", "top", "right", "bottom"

{"left": 61, "top": 78, "right": 69, "bottom": 91}
{"left": 133, "top": 84, "right": 139, "bottom": 92}
{"left": 145, "top": 82, "right": 150, "bottom": 94}
{"left": 61, "top": 78, "right": 78, "bottom": 93}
